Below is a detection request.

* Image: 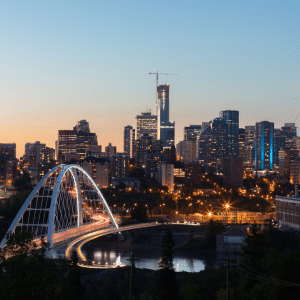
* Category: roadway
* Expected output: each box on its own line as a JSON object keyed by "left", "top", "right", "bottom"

{"left": 63, "top": 222, "right": 160, "bottom": 261}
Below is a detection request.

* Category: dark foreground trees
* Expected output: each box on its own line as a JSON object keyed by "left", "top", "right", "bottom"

{"left": 0, "top": 232, "right": 84, "bottom": 300}
{"left": 143, "top": 227, "right": 180, "bottom": 300}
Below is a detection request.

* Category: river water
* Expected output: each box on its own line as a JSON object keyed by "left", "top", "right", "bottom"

{"left": 82, "top": 247, "right": 217, "bottom": 272}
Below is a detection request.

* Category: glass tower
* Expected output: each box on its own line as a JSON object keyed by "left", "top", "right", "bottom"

{"left": 255, "top": 121, "right": 274, "bottom": 171}
{"left": 219, "top": 110, "right": 239, "bottom": 157}
{"left": 157, "top": 84, "right": 175, "bottom": 149}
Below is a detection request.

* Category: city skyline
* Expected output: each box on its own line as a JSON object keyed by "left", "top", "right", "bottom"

{"left": 0, "top": 1, "right": 299, "bottom": 158}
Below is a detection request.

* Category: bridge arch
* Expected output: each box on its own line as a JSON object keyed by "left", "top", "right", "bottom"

{"left": 0, "top": 164, "right": 118, "bottom": 248}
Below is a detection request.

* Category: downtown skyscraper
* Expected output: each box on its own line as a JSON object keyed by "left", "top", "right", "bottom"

{"left": 255, "top": 121, "right": 274, "bottom": 171}
{"left": 156, "top": 84, "right": 175, "bottom": 149}
{"left": 219, "top": 110, "right": 239, "bottom": 157}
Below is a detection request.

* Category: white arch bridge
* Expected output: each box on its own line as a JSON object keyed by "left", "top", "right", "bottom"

{"left": 0, "top": 164, "right": 119, "bottom": 249}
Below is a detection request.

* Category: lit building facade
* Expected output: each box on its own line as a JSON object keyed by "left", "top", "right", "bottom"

{"left": 281, "top": 123, "right": 297, "bottom": 148}
{"left": 255, "top": 121, "right": 274, "bottom": 171}
{"left": 219, "top": 110, "right": 239, "bottom": 157}
{"left": 158, "top": 163, "right": 174, "bottom": 191}
{"left": 210, "top": 118, "right": 228, "bottom": 161}
{"left": 0, "top": 144, "right": 16, "bottom": 186}
{"left": 58, "top": 130, "right": 78, "bottom": 162}
{"left": 176, "top": 140, "right": 196, "bottom": 164}
{"left": 136, "top": 111, "right": 157, "bottom": 140}
{"left": 81, "top": 157, "right": 109, "bottom": 189}
{"left": 196, "top": 126, "right": 218, "bottom": 173}
{"left": 73, "top": 120, "right": 98, "bottom": 160}
{"left": 275, "top": 195, "right": 300, "bottom": 230}
{"left": 105, "top": 143, "right": 117, "bottom": 157}
{"left": 124, "top": 125, "right": 135, "bottom": 159}
{"left": 156, "top": 84, "right": 175, "bottom": 149}
{"left": 184, "top": 125, "right": 202, "bottom": 141}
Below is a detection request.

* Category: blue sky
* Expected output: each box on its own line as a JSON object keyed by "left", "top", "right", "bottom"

{"left": 0, "top": 0, "right": 299, "bottom": 157}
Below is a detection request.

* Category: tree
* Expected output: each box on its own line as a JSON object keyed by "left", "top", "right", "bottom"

{"left": 159, "top": 227, "right": 175, "bottom": 270}
{"left": 147, "top": 227, "right": 180, "bottom": 300}
{"left": 0, "top": 232, "right": 85, "bottom": 300}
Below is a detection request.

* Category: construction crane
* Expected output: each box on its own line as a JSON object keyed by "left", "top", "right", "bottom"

{"left": 149, "top": 71, "right": 178, "bottom": 88}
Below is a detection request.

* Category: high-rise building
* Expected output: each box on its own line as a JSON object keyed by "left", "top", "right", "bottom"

{"left": 185, "top": 161, "right": 202, "bottom": 186}
{"left": 219, "top": 110, "right": 239, "bottom": 157}
{"left": 278, "top": 147, "right": 299, "bottom": 178}
{"left": 81, "top": 157, "right": 110, "bottom": 189}
{"left": 74, "top": 120, "right": 90, "bottom": 133}
{"left": 281, "top": 123, "right": 297, "bottom": 148}
{"left": 0, "top": 143, "right": 17, "bottom": 186}
{"left": 244, "top": 125, "right": 256, "bottom": 166}
{"left": 196, "top": 126, "right": 218, "bottom": 173}
{"left": 223, "top": 157, "right": 243, "bottom": 188}
{"left": 184, "top": 125, "right": 202, "bottom": 141}
{"left": 0, "top": 143, "right": 16, "bottom": 160}
{"left": 239, "top": 128, "right": 246, "bottom": 164}
{"left": 255, "top": 121, "right": 274, "bottom": 171}
{"left": 176, "top": 140, "right": 196, "bottom": 163}
{"left": 245, "top": 126, "right": 255, "bottom": 146}
{"left": 136, "top": 111, "right": 157, "bottom": 140}
{"left": 110, "top": 153, "right": 130, "bottom": 178}
{"left": 156, "top": 84, "right": 175, "bottom": 149}
{"left": 158, "top": 163, "right": 174, "bottom": 191}
{"left": 105, "top": 143, "right": 117, "bottom": 157}
{"left": 58, "top": 130, "right": 78, "bottom": 162}
{"left": 124, "top": 125, "right": 135, "bottom": 159}
{"left": 73, "top": 120, "right": 98, "bottom": 160}
{"left": 210, "top": 118, "right": 228, "bottom": 161}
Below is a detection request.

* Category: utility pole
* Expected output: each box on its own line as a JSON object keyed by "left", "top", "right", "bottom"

{"left": 126, "top": 252, "right": 139, "bottom": 300}
{"left": 226, "top": 258, "right": 229, "bottom": 300}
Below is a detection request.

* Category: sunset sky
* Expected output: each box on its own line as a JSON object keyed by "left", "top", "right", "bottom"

{"left": 1, "top": 0, "right": 299, "bottom": 158}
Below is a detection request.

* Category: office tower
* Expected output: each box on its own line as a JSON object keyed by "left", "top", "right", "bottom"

{"left": 0, "top": 143, "right": 17, "bottom": 186}
{"left": 74, "top": 119, "right": 90, "bottom": 132}
{"left": 176, "top": 140, "right": 196, "bottom": 163}
{"left": 25, "top": 141, "right": 46, "bottom": 167}
{"left": 74, "top": 120, "right": 97, "bottom": 160}
{"left": 281, "top": 123, "right": 297, "bottom": 148}
{"left": 184, "top": 125, "right": 202, "bottom": 141}
{"left": 0, "top": 143, "right": 16, "bottom": 160}
{"left": 196, "top": 126, "right": 218, "bottom": 173}
{"left": 202, "top": 122, "right": 210, "bottom": 130}
{"left": 185, "top": 162, "right": 202, "bottom": 186}
{"left": 274, "top": 134, "right": 286, "bottom": 166}
{"left": 110, "top": 153, "right": 130, "bottom": 178}
{"left": 81, "top": 157, "right": 110, "bottom": 189}
{"left": 124, "top": 125, "right": 135, "bottom": 159}
{"left": 210, "top": 118, "right": 228, "bottom": 161}
{"left": 223, "top": 157, "right": 243, "bottom": 187}
{"left": 245, "top": 126, "right": 255, "bottom": 145}
{"left": 158, "top": 163, "right": 174, "bottom": 191}
{"left": 135, "top": 134, "right": 153, "bottom": 167}
{"left": 219, "top": 110, "right": 239, "bottom": 157}
{"left": 86, "top": 145, "right": 103, "bottom": 158}
{"left": 290, "top": 158, "right": 300, "bottom": 185}
{"left": 58, "top": 130, "right": 78, "bottom": 162}
{"left": 255, "top": 121, "right": 274, "bottom": 171}
{"left": 105, "top": 143, "right": 117, "bottom": 157}
{"left": 292, "top": 137, "right": 300, "bottom": 150}
{"left": 145, "top": 139, "right": 164, "bottom": 179}
{"left": 156, "top": 84, "right": 175, "bottom": 149}
{"left": 278, "top": 147, "right": 299, "bottom": 178}
{"left": 244, "top": 125, "right": 255, "bottom": 166}
{"left": 239, "top": 128, "right": 246, "bottom": 164}
{"left": 136, "top": 111, "right": 157, "bottom": 140}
